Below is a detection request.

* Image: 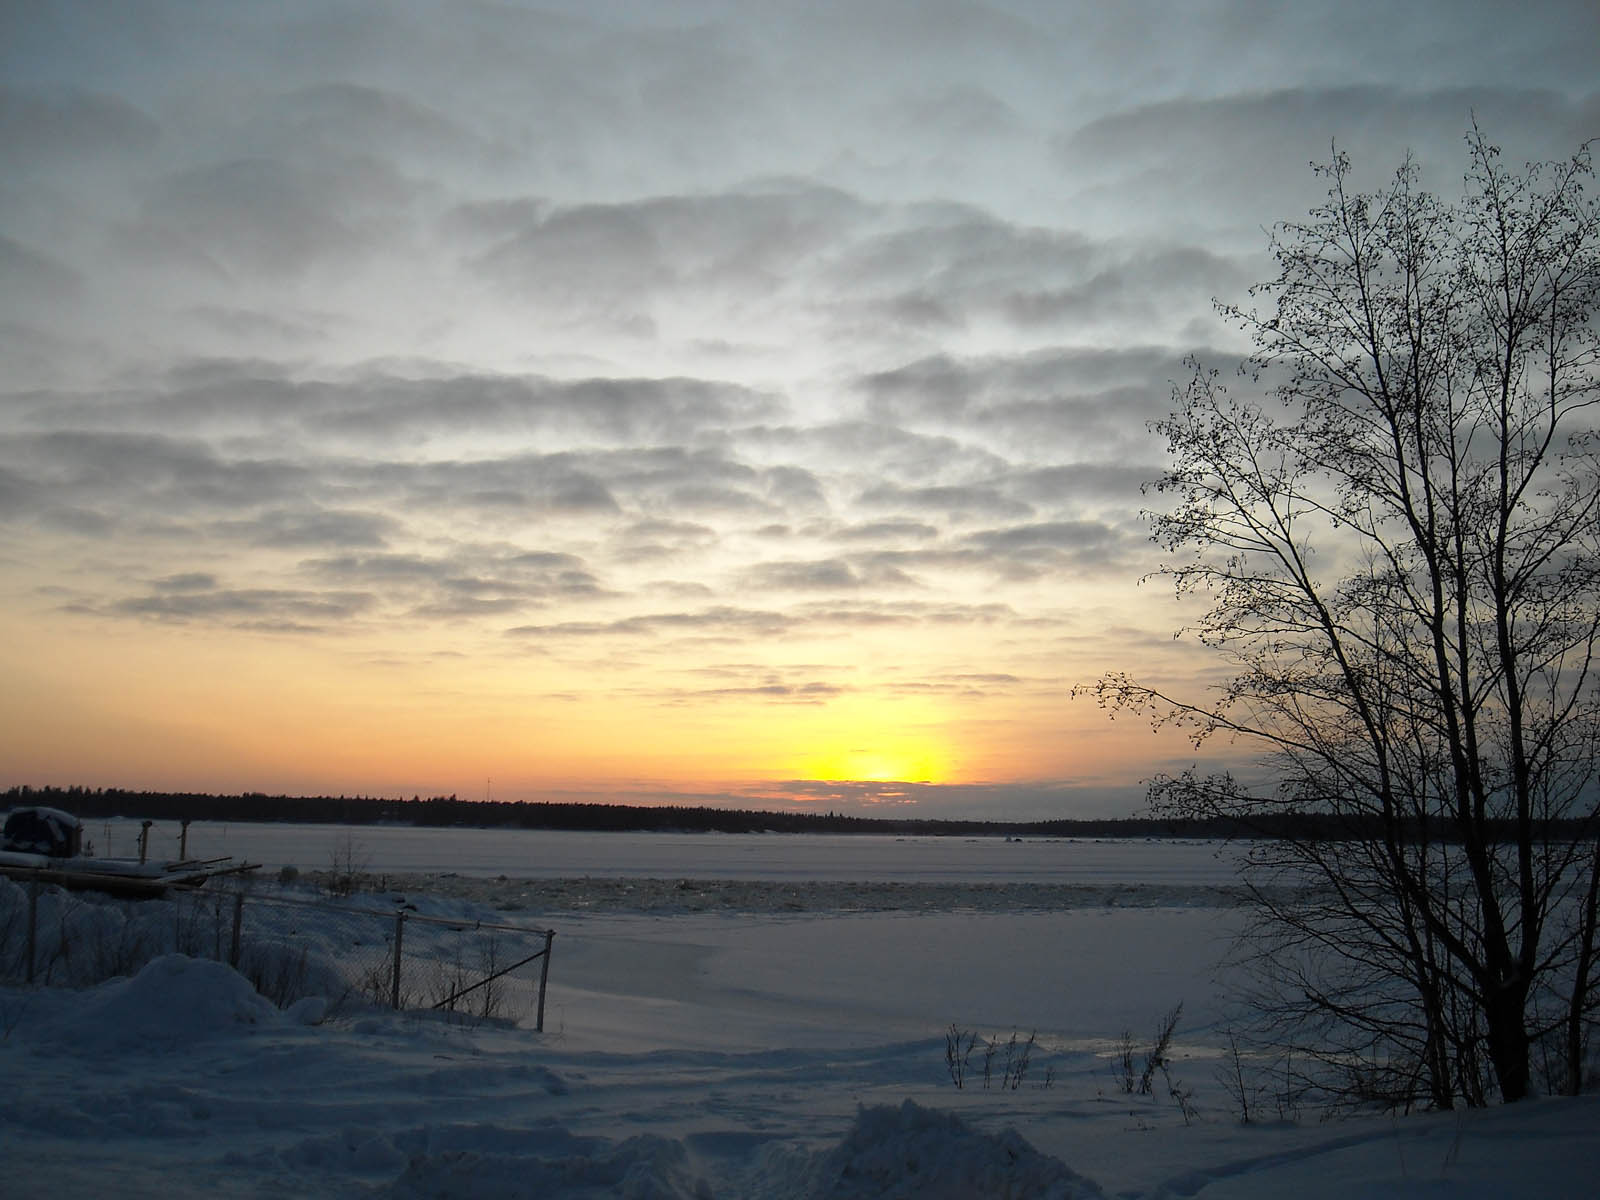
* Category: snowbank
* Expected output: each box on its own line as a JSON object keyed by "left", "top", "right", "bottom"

{"left": 2, "top": 865, "right": 1597, "bottom": 1199}
{"left": 377, "top": 1100, "right": 1109, "bottom": 1199}
{"left": 33, "top": 954, "right": 282, "bottom": 1055}
{"left": 771, "top": 1100, "right": 1104, "bottom": 1199}
{"left": 381, "top": 1129, "right": 703, "bottom": 1200}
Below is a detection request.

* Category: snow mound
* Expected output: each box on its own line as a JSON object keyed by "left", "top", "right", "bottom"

{"left": 39, "top": 954, "right": 281, "bottom": 1053}
{"left": 285, "top": 994, "right": 329, "bottom": 1025}
{"left": 778, "top": 1100, "right": 1103, "bottom": 1199}
{"left": 380, "top": 1130, "right": 706, "bottom": 1199}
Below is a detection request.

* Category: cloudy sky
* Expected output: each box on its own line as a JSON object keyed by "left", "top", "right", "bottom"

{"left": 2, "top": 1, "right": 1596, "bottom": 817}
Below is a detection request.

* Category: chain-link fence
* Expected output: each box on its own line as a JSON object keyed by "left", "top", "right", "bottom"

{"left": 0, "top": 875, "right": 554, "bottom": 1030}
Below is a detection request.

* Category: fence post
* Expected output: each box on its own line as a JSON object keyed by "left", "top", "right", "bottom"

{"left": 229, "top": 892, "right": 245, "bottom": 967}
{"left": 26, "top": 878, "right": 39, "bottom": 984}
{"left": 535, "top": 929, "right": 554, "bottom": 1032}
{"left": 391, "top": 909, "right": 406, "bottom": 1009}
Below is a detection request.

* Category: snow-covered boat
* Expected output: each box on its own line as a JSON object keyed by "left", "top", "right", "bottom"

{"left": 0, "top": 806, "right": 259, "bottom": 898}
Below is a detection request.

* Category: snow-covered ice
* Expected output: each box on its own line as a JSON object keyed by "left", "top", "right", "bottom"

{"left": 2, "top": 832, "right": 1597, "bottom": 1197}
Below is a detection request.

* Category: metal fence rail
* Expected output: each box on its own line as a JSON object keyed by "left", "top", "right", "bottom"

{"left": 0, "top": 877, "right": 555, "bottom": 1030}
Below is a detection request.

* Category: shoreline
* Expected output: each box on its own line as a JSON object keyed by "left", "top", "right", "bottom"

{"left": 301, "top": 870, "right": 1251, "bottom": 916}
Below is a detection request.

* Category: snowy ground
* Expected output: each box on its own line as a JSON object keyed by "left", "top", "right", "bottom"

{"left": 2, "top": 861, "right": 1597, "bottom": 1197}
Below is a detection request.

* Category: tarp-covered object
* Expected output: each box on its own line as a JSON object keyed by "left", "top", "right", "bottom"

{"left": 1, "top": 807, "right": 83, "bottom": 858}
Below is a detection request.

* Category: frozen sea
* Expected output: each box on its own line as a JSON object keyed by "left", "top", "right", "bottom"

{"left": 92, "top": 816, "right": 1243, "bottom": 885}
{"left": 6, "top": 816, "right": 1596, "bottom": 1197}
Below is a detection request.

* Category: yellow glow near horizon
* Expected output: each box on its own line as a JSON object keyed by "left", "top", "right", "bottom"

{"left": 785, "top": 695, "right": 959, "bottom": 784}
{"left": 799, "top": 745, "right": 949, "bottom": 784}
{"left": 0, "top": 602, "right": 1206, "bottom": 810}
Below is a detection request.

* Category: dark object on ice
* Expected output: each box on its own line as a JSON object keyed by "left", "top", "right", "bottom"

{"left": 0, "top": 806, "right": 259, "bottom": 897}
{"left": 2, "top": 806, "right": 82, "bottom": 857}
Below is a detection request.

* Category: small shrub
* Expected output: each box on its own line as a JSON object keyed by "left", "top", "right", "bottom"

{"left": 945, "top": 1024, "right": 978, "bottom": 1088}
{"left": 326, "top": 834, "right": 368, "bottom": 897}
{"left": 1273, "top": 1052, "right": 1306, "bottom": 1122}
{"left": 1217, "top": 1027, "right": 1262, "bottom": 1124}
{"left": 428, "top": 943, "right": 471, "bottom": 1013}
{"left": 944, "top": 1026, "right": 1037, "bottom": 1091}
{"left": 241, "top": 942, "right": 313, "bottom": 1008}
{"left": 1001, "top": 1030, "right": 1037, "bottom": 1090}
{"left": 1163, "top": 1064, "right": 1198, "bottom": 1125}
{"left": 1113, "top": 1029, "right": 1137, "bottom": 1094}
{"left": 1139, "top": 1002, "right": 1182, "bottom": 1095}
{"left": 359, "top": 956, "right": 396, "bottom": 1007}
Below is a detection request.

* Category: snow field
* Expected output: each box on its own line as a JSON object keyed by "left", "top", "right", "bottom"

{"left": 2, "top": 863, "right": 1597, "bottom": 1197}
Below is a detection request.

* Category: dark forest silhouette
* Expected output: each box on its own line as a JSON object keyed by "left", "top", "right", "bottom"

{"left": 5, "top": 784, "right": 1584, "bottom": 843}
{"left": 5, "top": 783, "right": 1186, "bottom": 836}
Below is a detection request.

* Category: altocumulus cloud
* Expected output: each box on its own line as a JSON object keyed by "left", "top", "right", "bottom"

{"left": 1, "top": 0, "right": 1593, "bottom": 814}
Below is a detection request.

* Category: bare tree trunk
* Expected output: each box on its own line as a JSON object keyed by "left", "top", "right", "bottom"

{"left": 1092, "top": 130, "right": 1600, "bottom": 1108}
{"left": 1565, "top": 842, "right": 1600, "bottom": 1094}
{"left": 1485, "top": 982, "right": 1533, "bottom": 1101}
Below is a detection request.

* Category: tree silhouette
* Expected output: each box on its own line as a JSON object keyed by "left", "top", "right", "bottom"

{"left": 1088, "top": 127, "right": 1600, "bottom": 1106}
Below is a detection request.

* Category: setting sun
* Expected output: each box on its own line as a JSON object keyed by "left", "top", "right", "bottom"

{"left": 798, "top": 739, "right": 953, "bottom": 786}
{"left": 6, "top": 0, "right": 1569, "bottom": 825}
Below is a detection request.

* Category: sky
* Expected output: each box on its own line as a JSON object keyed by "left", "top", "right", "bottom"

{"left": 2, "top": 0, "right": 1597, "bottom": 819}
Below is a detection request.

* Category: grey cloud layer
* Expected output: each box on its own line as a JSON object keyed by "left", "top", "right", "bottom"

{"left": 19, "top": 369, "right": 782, "bottom": 450}
{"left": 3, "top": 0, "right": 1590, "bottom": 804}
{"left": 1054, "top": 84, "right": 1600, "bottom": 242}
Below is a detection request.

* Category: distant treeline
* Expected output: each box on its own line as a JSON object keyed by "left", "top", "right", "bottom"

{"left": 10, "top": 783, "right": 1230, "bottom": 838}
{"left": 5, "top": 784, "right": 1593, "bottom": 842}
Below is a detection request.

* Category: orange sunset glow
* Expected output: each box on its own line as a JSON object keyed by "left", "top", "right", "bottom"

{"left": 4, "top": 3, "right": 1580, "bottom": 819}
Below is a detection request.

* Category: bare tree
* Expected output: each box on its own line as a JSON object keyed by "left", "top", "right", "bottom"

{"left": 1086, "top": 128, "right": 1600, "bottom": 1107}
